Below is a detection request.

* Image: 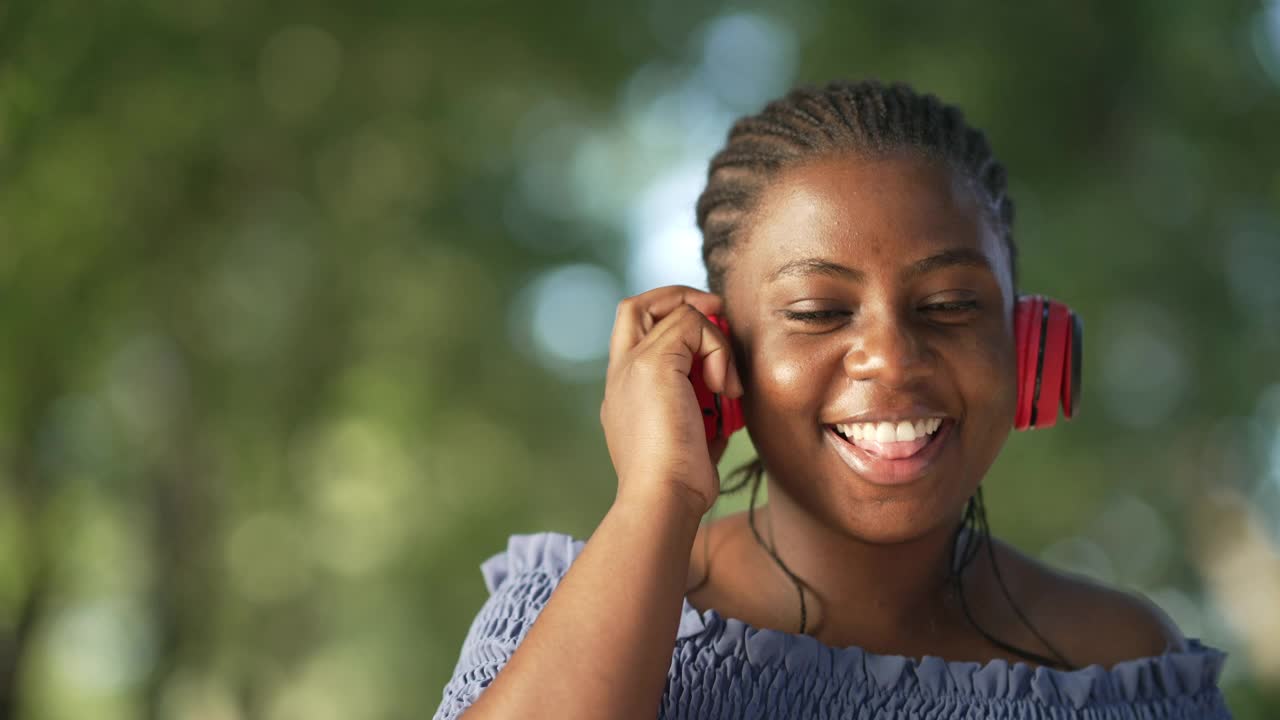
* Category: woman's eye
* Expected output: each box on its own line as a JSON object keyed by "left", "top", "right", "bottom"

{"left": 781, "top": 302, "right": 977, "bottom": 325}
{"left": 923, "top": 300, "right": 979, "bottom": 314}
{"left": 781, "top": 309, "right": 850, "bottom": 323}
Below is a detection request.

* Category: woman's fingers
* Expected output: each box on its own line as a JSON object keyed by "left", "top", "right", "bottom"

{"left": 600, "top": 285, "right": 741, "bottom": 515}
{"left": 609, "top": 286, "right": 723, "bottom": 367}
{"left": 634, "top": 303, "right": 739, "bottom": 396}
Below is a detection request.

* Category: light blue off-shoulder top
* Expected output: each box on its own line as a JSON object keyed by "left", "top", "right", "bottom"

{"left": 433, "top": 532, "right": 1232, "bottom": 719}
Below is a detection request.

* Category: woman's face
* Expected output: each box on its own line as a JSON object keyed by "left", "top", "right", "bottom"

{"left": 723, "top": 150, "right": 1018, "bottom": 544}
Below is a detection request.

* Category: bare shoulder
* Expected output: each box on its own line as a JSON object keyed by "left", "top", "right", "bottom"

{"left": 989, "top": 538, "right": 1187, "bottom": 669}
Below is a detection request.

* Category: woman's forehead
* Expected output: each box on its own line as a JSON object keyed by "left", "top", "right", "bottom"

{"left": 733, "top": 152, "right": 1005, "bottom": 284}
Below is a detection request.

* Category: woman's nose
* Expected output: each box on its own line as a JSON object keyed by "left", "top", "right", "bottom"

{"left": 842, "top": 311, "right": 934, "bottom": 388}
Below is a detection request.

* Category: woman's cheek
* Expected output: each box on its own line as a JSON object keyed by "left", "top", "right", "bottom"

{"left": 972, "top": 330, "right": 1018, "bottom": 429}
{"left": 758, "top": 345, "right": 822, "bottom": 415}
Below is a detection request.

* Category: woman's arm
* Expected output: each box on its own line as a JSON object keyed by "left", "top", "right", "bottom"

{"left": 457, "top": 488, "right": 701, "bottom": 720}
{"left": 456, "top": 285, "right": 741, "bottom": 719}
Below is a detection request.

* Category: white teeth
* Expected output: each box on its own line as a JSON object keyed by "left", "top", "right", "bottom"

{"left": 896, "top": 420, "right": 916, "bottom": 441}
{"left": 875, "top": 422, "right": 896, "bottom": 442}
{"left": 834, "top": 418, "right": 944, "bottom": 442}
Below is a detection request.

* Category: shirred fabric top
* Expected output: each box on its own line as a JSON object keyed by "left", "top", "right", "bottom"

{"left": 433, "top": 532, "right": 1232, "bottom": 719}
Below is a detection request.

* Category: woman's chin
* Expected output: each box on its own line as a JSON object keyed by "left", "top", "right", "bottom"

{"left": 827, "top": 498, "right": 962, "bottom": 546}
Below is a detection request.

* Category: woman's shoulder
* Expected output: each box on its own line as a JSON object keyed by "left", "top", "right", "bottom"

{"left": 991, "top": 537, "right": 1188, "bottom": 668}
{"left": 478, "top": 531, "right": 586, "bottom": 593}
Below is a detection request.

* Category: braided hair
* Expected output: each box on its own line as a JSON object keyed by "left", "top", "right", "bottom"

{"left": 697, "top": 78, "right": 1017, "bottom": 295}
{"left": 689, "top": 79, "right": 1072, "bottom": 670}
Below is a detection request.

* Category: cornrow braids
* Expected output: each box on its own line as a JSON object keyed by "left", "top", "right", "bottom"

{"left": 696, "top": 79, "right": 1019, "bottom": 297}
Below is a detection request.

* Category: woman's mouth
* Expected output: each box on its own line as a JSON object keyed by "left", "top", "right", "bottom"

{"left": 823, "top": 418, "right": 955, "bottom": 486}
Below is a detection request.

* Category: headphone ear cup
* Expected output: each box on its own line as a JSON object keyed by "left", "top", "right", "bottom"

{"left": 1014, "top": 295, "right": 1041, "bottom": 430}
{"left": 708, "top": 314, "right": 746, "bottom": 439}
{"left": 1063, "top": 311, "right": 1083, "bottom": 419}
{"left": 1013, "top": 295, "right": 1084, "bottom": 430}
{"left": 1033, "top": 301, "right": 1072, "bottom": 429}
{"left": 701, "top": 314, "right": 746, "bottom": 440}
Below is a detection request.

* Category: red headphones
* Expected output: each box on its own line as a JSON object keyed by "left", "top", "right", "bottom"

{"left": 1013, "top": 294, "right": 1083, "bottom": 431}
{"left": 690, "top": 295, "right": 1082, "bottom": 442}
{"left": 689, "top": 313, "right": 746, "bottom": 442}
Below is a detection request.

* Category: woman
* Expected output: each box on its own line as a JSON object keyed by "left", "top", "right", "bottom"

{"left": 433, "top": 79, "right": 1232, "bottom": 719}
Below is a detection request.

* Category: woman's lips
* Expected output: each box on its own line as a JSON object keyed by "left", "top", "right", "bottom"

{"left": 823, "top": 419, "right": 955, "bottom": 486}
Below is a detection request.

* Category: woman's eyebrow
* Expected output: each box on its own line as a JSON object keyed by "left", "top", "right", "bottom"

{"left": 766, "top": 247, "right": 994, "bottom": 284}
{"left": 766, "top": 257, "right": 863, "bottom": 283}
{"left": 905, "top": 247, "right": 994, "bottom": 279}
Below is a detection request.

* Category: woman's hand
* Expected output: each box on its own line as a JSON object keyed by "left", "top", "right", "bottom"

{"left": 600, "top": 285, "right": 744, "bottom": 518}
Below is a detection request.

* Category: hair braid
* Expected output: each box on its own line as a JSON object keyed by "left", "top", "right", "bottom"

{"left": 696, "top": 79, "right": 1019, "bottom": 297}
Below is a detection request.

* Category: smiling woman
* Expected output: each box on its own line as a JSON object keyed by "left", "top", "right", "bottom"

{"left": 433, "top": 80, "right": 1232, "bottom": 720}
{"left": 725, "top": 153, "right": 1018, "bottom": 546}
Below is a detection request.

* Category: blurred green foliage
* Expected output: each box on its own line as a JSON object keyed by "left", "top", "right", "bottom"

{"left": 2, "top": 0, "right": 1279, "bottom": 717}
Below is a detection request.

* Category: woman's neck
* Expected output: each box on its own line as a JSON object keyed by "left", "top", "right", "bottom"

{"left": 749, "top": 485, "right": 972, "bottom": 648}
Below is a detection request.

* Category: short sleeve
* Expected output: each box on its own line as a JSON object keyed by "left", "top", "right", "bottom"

{"left": 432, "top": 532, "right": 586, "bottom": 720}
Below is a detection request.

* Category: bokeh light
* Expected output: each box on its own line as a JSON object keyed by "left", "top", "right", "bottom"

{"left": 509, "top": 263, "right": 624, "bottom": 381}
{"left": 2, "top": 1, "right": 1278, "bottom": 717}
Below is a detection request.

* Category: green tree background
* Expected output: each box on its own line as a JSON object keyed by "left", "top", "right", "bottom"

{"left": 2, "top": 0, "right": 1279, "bottom": 717}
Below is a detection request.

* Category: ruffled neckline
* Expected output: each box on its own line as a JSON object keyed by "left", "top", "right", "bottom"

{"left": 485, "top": 531, "right": 1228, "bottom": 708}
{"left": 674, "top": 597, "right": 1227, "bottom": 707}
